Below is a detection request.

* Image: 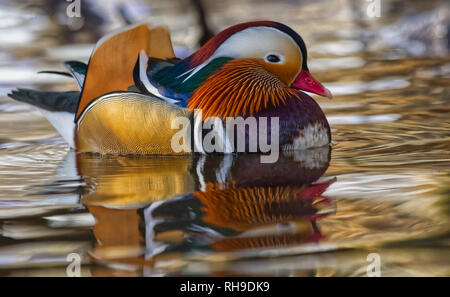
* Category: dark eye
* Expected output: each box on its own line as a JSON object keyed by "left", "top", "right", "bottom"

{"left": 266, "top": 54, "right": 281, "bottom": 63}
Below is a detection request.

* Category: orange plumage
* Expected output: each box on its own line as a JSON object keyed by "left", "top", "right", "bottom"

{"left": 187, "top": 59, "right": 301, "bottom": 119}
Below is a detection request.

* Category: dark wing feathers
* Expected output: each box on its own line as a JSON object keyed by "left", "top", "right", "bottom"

{"left": 64, "top": 61, "right": 88, "bottom": 76}
{"left": 38, "top": 70, "right": 72, "bottom": 77}
{"left": 8, "top": 60, "right": 87, "bottom": 113}
{"left": 37, "top": 61, "right": 87, "bottom": 90}
{"left": 64, "top": 61, "right": 87, "bottom": 89}
{"left": 8, "top": 89, "right": 79, "bottom": 113}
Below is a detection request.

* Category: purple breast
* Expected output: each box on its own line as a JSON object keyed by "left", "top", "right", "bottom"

{"left": 246, "top": 92, "right": 330, "bottom": 151}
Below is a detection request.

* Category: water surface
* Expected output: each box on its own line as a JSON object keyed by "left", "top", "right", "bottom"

{"left": 0, "top": 0, "right": 449, "bottom": 276}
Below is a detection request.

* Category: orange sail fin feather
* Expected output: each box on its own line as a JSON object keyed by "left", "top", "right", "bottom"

{"left": 188, "top": 59, "right": 301, "bottom": 119}
{"left": 75, "top": 24, "right": 175, "bottom": 120}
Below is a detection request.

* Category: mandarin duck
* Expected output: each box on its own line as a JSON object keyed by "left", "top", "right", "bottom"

{"left": 8, "top": 21, "right": 332, "bottom": 155}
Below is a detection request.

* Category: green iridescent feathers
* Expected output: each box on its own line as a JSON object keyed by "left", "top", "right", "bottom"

{"left": 149, "top": 57, "right": 233, "bottom": 99}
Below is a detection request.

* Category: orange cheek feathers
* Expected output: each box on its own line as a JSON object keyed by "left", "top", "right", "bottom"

{"left": 187, "top": 58, "right": 301, "bottom": 119}
{"left": 261, "top": 60, "right": 301, "bottom": 86}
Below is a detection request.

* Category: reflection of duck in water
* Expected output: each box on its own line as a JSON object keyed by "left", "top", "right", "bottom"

{"left": 149, "top": 179, "right": 334, "bottom": 255}
{"left": 76, "top": 147, "right": 335, "bottom": 269}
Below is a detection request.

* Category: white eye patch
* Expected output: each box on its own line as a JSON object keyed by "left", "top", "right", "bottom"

{"left": 210, "top": 27, "right": 301, "bottom": 62}
{"left": 180, "top": 26, "right": 303, "bottom": 83}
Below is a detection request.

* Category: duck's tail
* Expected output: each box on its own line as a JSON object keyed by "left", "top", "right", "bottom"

{"left": 8, "top": 89, "right": 79, "bottom": 148}
{"left": 7, "top": 60, "right": 87, "bottom": 148}
{"left": 8, "top": 89, "right": 79, "bottom": 113}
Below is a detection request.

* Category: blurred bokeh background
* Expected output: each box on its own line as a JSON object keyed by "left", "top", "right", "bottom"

{"left": 0, "top": 0, "right": 448, "bottom": 276}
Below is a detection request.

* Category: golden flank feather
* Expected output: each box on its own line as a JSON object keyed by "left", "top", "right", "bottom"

{"left": 76, "top": 93, "right": 191, "bottom": 155}
{"left": 76, "top": 24, "right": 175, "bottom": 120}
{"left": 188, "top": 58, "right": 301, "bottom": 119}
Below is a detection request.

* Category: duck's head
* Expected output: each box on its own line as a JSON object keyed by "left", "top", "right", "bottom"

{"left": 166, "top": 21, "right": 332, "bottom": 119}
